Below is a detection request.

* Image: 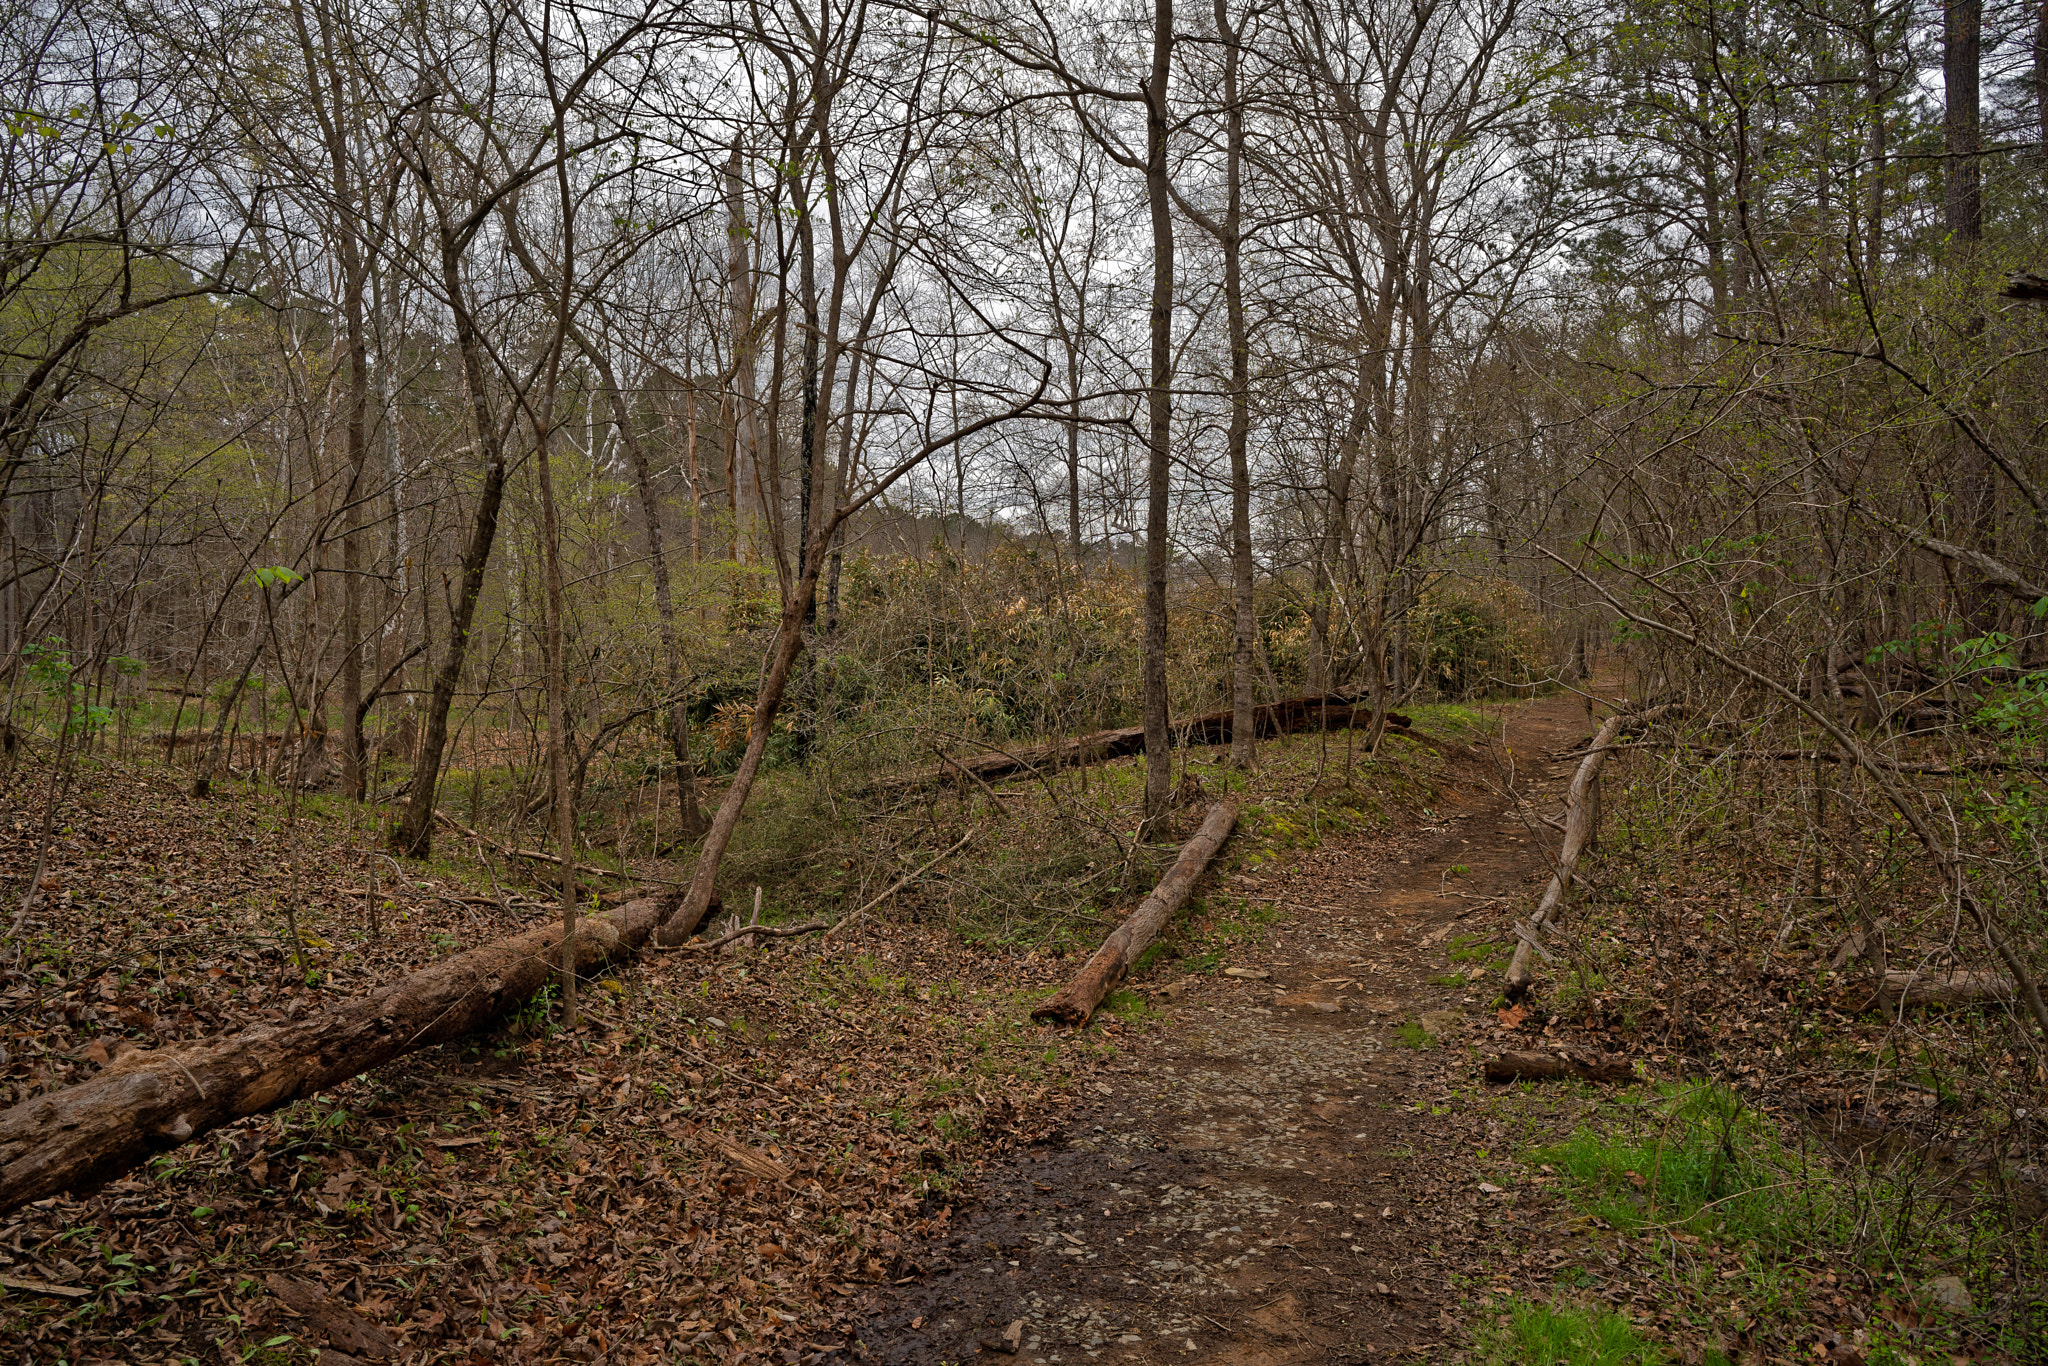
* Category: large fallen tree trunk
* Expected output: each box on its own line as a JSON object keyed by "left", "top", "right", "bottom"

{"left": 1504, "top": 709, "right": 1643, "bottom": 1000}
{"left": 0, "top": 890, "right": 681, "bottom": 1217}
{"left": 1033, "top": 797, "right": 1240, "bottom": 1026}
{"left": 875, "top": 696, "right": 1408, "bottom": 795}
{"left": 1838, "top": 969, "right": 2017, "bottom": 1012}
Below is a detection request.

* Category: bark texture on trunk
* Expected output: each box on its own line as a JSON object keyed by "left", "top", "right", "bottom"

{"left": 1033, "top": 797, "right": 1239, "bottom": 1026}
{"left": 0, "top": 892, "right": 680, "bottom": 1216}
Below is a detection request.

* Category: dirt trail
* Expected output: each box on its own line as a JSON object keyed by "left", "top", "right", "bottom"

{"left": 830, "top": 689, "right": 1600, "bottom": 1365}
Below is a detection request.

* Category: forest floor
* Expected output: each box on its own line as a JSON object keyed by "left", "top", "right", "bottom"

{"left": 825, "top": 687, "right": 2039, "bottom": 1366}
{"left": 822, "top": 685, "right": 1602, "bottom": 1366}
{"left": 1, "top": 687, "right": 2034, "bottom": 1364}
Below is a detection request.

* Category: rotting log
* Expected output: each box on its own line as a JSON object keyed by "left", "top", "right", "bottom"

{"left": 1504, "top": 708, "right": 1658, "bottom": 1000}
{"left": 1033, "top": 797, "right": 1240, "bottom": 1026}
{"left": 1838, "top": 969, "right": 2016, "bottom": 1012}
{"left": 1484, "top": 1050, "right": 1636, "bottom": 1084}
{"left": 0, "top": 890, "right": 682, "bottom": 1217}
{"left": 873, "top": 696, "right": 1408, "bottom": 795}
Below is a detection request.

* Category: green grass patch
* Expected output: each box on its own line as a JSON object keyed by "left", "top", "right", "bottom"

{"left": 1530, "top": 1082, "right": 1823, "bottom": 1247}
{"left": 1448, "top": 931, "right": 1507, "bottom": 969}
{"left": 1468, "top": 1296, "right": 1665, "bottom": 1365}
{"left": 1405, "top": 702, "right": 1492, "bottom": 742}
{"left": 1393, "top": 1019, "right": 1436, "bottom": 1049}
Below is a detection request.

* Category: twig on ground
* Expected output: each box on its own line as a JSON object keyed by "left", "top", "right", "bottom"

{"left": 655, "top": 920, "right": 831, "bottom": 954}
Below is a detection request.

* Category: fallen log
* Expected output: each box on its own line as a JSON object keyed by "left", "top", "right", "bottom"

{"left": 0, "top": 890, "right": 683, "bottom": 1217}
{"left": 1484, "top": 1050, "right": 1636, "bottom": 1084}
{"left": 1503, "top": 713, "right": 1629, "bottom": 998}
{"left": 1505, "top": 706, "right": 1668, "bottom": 999}
{"left": 874, "top": 696, "right": 1408, "bottom": 795}
{"left": 1838, "top": 969, "right": 2016, "bottom": 1012}
{"left": 1033, "top": 797, "right": 1240, "bottom": 1026}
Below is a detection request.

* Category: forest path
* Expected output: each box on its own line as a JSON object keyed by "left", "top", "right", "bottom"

{"left": 830, "top": 686, "right": 1606, "bottom": 1366}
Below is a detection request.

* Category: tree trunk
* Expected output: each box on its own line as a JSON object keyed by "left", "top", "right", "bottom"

{"left": 655, "top": 560, "right": 822, "bottom": 945}
{"left": 2036, "top": 0, "right": 2047, "bottom": 167}
{"left": 291, "top": 0, "right": 376, "bottom": 804}
{"left": 869, "top": 695, "right": 1407, "bottom": 795}
{"left": 1840, "top": 969, "right": 2014, "bottom": 1011}
{"left": 387, "top": 220, "right": 515, "bottom": 858}
{"left": 192, "top": 590, "right": 286, "bottom": 797}
{"left": 725, "top": 143, "right": 762, "bottom": 567}
{"left": 1217, "top": 0, "right": 1256, "bottom": 771}
{"left": 1034, "top": 797, "right": 1238, "bottom": 1026}
{"left": 0, "top": 892, "right": 681, "bottom": 1217}
{"left": 535, "top": 437, "right": 578, "bottom": 1029}
{"left": 1139, "top": 0, "right": 1176, "bottom": 838}
{"left": 1944, "top": 0, "right": 1982, "bottom": 246}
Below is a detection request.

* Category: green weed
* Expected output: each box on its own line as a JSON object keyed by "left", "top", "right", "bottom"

{"left": 1531, "top": 1082, "right": 1823, "bottom": 1246}
{"left": 1448, "top": 932, "right": 1507, "bottom": 968}
{"left": 1468, "top": 1296, "right": 1665, "bottom": 1365}
{"left": 1394, "top": 1019, "right": 1436, "bottom": 1049}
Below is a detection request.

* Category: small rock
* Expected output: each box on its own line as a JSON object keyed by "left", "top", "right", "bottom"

{"left": 1923, "top": 1274, "right": 1972, "bottom": 1310}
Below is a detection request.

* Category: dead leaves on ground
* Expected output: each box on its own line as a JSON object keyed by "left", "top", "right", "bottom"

{"left": 0, "top": 756, "right": 1106, "bottom": 1364}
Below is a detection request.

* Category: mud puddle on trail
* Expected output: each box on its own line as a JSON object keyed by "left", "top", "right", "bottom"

{"left": 829, "top": 692, "right": 1597, "bottom": 1366}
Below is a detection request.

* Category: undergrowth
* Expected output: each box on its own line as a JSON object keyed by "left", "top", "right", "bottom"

{"left": 1509, "top": 1081, "right": 2044, "bottom": 1364}
{"left": 1468, "top": 1296, "right": 1664, "bottom": 1366}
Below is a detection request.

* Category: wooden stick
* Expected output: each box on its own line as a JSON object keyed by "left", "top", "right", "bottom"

{"left": 1033, "top": 798, "right": 1240, "bottom": 1026}
{"left": 655, "top": 919, "right": 830, "bottom": 953}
